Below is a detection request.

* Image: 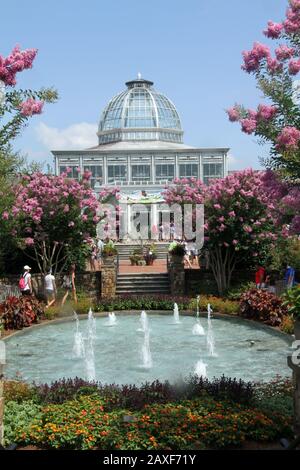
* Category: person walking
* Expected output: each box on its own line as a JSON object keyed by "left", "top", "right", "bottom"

{"left": 44, "top": 269, "right": 57, "bottom": 309}
{"left": 19, "top": 265, "right": 32, "bottom": 296}
{"left": 255, "top": 265, "right": 265, "bottom": 289}
{"left": 285, "top": 265, "right": 296, "bottom": 289}
{"left": 61, "top": 264, "right": 77, "bottom": 306}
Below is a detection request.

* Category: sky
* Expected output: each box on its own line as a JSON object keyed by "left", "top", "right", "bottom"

{"left": 1, "top": 0, "right": 289, "bottom": 171}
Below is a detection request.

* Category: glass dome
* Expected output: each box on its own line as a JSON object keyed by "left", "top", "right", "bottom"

{"left": 97, "top": 76, "right": 183, "bottom": 145}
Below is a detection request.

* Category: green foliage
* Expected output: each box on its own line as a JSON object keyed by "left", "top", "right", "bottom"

{"left": 11, "top": 394, "right": 292, "bottom": 450}
{"left": 226, "top": 282, "right": 256, "bottom": 301}
{"left": 3, "top": 400, "right": 42, "bottom": 447}
{"left": 189, "top": 295, "right": 239, "bottom": 315}
{"left": 102, "top": 240, "right": 118, "bottom": 256}
{"left": 282, "top": 285, "right": 300, "bottom": 318}
{"left": 4, "top": 380, "right": 36, "bottom": 403}
{"left": 168, "top": 242, "right": 185, "bottom": 256}
{"left": 268, "top": 237, "right": 300, "bottom": 273}
{"left": 253, "top": 377, "right": 293, "bottom": 421}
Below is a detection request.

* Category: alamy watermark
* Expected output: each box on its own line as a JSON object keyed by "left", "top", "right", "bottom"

{"left": 97, "top": 203, "right": 204, "bottom": 249}
{"left": 291, "top": 340, "right": 300, "bottom": 366}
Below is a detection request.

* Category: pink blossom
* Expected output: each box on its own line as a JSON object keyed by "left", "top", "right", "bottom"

{"left": 25, "top": 237, "right": 34, "bottom": 246}
{"left": 232, "top": 239, "right": 238, "bottom": 245}
{"left": 223, "top": 242, "right": 229, "bottom": 247}
{"left": 242, "top": 42, "right": 271, "bottom": 73}
{"left": 63, "top": 204, "right": 70, "bottom": 213}
{"left": 275, "top": 45, "right": 295, "bottom": 61}
{"left": 240, "top": 118, "right": 256, "bottom": 135}
{"left": 228, "top": 211, "right": 236, "bottom": 217}
{"left": 276, "top": 126, "right": 300, "bottom": 150}
{"left": 243, "top": 225, "right": 253, "bottom": 233}
{"left": 288, "top": 59, "right": 300, "bottom": 75}
{"left": 82, "top": 214, "right": 88, "bottom": 222}
{"left": 19, "top": 97, "right": 44, "bottom": 117}
{"left": 257, "top": 104, "right": 278, "bottom": 121}
{"left": 226, "top": 107, "right": 240, "bottom": 122}
{"left": 0, "top": 45, "right": 37, "bottom": 87}
{"left": 266, "top": 57, "right": 283, "bottom": 74}
{"left": 2, "top": 211, "right": 9, "bottom": 220}
{"left": 263, "top": 21, "right": 283, "bottom": 39}
{"left": 68, "top": 221, "right": 75, "bottom": 227}
{"left": 213, "top": 204, "right": 221, "bottom": 210}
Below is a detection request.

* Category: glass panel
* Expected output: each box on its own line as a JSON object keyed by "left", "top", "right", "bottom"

{"left": 132, "top": 165, "right": 150, "bottom": 180}
{"left": 202, "top": 163, "right": 223, "bottom": 184}
{"left": 107, "top": 165, "right": 127, "bottom": 182}
{"left": 179, "top": 164, "right": 198, "bottom": 178}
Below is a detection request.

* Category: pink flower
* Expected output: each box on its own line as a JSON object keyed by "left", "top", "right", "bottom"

{"left": 289, "top": 59, "right": 300, "bottom": 75}
{"left": 275, "top": 45, "right": 295, "bottom": 61}
{"left": 25, "top": 237, "right": 34, "bottom": 246}
{"left": 68, "top": 221, "right": 75, "bottom": 227}
{"left": 266, "top": 57, "right": 283, "bottom": 74}
{"left": 242, "top": 42, "right": 270, "bottom": 73}
{"left": 213, "top": 204, "right": 221, "bottom": 210}
{"left": 276, "top": 126, "right": 300, "bottom": 150}
{"left": 226, "top": 107, "right": 240, "bottom": 122}
{"left": 240, "top": 118, "right": 256, "bottom": 135}
{"left": 81, "top": 214, "right": 88, "bottom": 222}
{"left": 19, "top": 97, "right": 44, "bottom": 117}
{"left": 257, "top": 104, "right": 278, "bottom": 121}
{"left": 228, "top": 211, "right": 236, "bottom": 217}
{"left": 63, "top": 204, "right": 70, "bottom": 213}
{"left": 232, "top": 239, "right": 238, "bottom": 246}
{"left": 263, "top": 21, "right": 283, "bottom": 39}
{"left": 2, "top": 211, "right": 9, "bottom": 220}
{"left": 243, "top": 225, "right": 253, "bottom": 233}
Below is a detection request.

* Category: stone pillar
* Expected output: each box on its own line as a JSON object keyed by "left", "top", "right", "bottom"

{"left": 101, "top": 256, "right": 117, "bottom": 298}
{"left": 168, "top": 255, "right": 185, "bottom": 296}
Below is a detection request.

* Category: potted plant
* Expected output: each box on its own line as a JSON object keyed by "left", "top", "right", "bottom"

{"left": 102, "top": 240, "right": 118, "bottom": 265}
{"left": 282, "top": 286, "right": 300, "bottom": 338}
{"left": 169, "top": 242, "right": 185, "bottom": 259}
{"left": 144, "top": 244, "right": 157, "bottom": 266}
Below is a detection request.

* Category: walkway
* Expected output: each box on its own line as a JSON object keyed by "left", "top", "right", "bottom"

{"left": 118, "top": 259, "right": 199, "bottom": 274}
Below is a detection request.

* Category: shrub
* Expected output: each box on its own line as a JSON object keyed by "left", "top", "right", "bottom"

{"left": 13, "top": 394, "right": 292, "bottom": 450}
{"left": 4, "top": 380, "right": 36, "bottom": 403}
{"left": 189, "top": 296, "right": 239, "bottom": 315}
{"left": 102, "top": 240, "right": 118, "bottom": 256}
{"left": 3, "top": 400, "right": 42, "bottom": 447}
{"left": 94, "top": 294, "right": 192, "bottom": 313}
{"left": 282, "top": 286, "right": 300, "bottom": 319}
{"left": 33, "top": 377, "right": 99, "bottom": 404}
{"left": 253, "top": 377, "right": 293, "bottom": 421}
{"left": 281, "top": 315, "right": 295, "bottom": 334}
{"left": 0, "top": 296, "right": 44, "bottom": 330}
{"left": 226, "top": 282, "right": 256, "bottom": 301}
{"left": 239, "top": 289, "right": 288, "bottom": 326}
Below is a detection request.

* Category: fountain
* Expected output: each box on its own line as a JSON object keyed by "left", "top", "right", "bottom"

{"left": 72, "top": 312, "right": 85, "bottom": 358}
{"left": 106, "top": 312, "right": 117, "bottom": 327}
{"left": 192, "top": 296, "right": 205, "bottom": 336}
{"left": 207, "top": 304, "right": 217, "bottom": 357}
{"left": 84, "top": 308, "right": 96, "bottom": 381}
{"left": 194, "top": 360, "right": 207, "bottom": 378}
{"left": 139, "top": 310, "right": 149, "bottom": 332}
{"left": 173, "top": 303, "right": 181, "bottom": 324}
{"left": 139, "top": 311, "right": 152, "bottom": 369}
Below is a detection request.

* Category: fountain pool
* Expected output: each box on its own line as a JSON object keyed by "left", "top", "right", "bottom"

{"left": 4, "top": 314, "right": 292, "bottom": 385}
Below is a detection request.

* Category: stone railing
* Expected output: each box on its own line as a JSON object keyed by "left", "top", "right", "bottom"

{"left": 101, "top": 255, "right": 117, "bottom": 298}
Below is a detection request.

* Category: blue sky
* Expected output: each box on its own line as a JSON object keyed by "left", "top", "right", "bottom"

{"left": 1, "top": 0, "right": 288, "bottom": 170}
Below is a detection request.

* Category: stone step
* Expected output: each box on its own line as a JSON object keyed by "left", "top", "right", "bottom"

{"left": 116, "top": 287, "right": 170, "bottom": 294}
{"left": 116, "top": 272, "right": 170, "bottom": 295}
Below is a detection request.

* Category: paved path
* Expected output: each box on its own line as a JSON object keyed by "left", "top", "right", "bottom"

{"left": 118, "top": 259, "right": 200, "bottom": 274}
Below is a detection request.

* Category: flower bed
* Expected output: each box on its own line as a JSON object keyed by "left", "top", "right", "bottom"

{"left": 0, "top": 296, "right": 44, "bottom": 330}
{"left": 3, "top": 376, "right": 293, "bottom": 450}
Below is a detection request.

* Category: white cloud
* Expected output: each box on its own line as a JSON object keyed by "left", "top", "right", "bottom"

{"left": 227, "top": 153, "right": 238, "bottom": 169}
{"left": 35, "top": 122, "right": 98, "bottom": 150}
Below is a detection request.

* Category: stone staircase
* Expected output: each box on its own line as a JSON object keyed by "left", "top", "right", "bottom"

{"left": 116, "top": 273, "right": 170, "bottom": 295}
{"left": 115, "top": 242, "right": 169, "bottom": 260}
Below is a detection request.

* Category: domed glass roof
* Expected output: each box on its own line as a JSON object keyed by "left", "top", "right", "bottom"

{"left": 97, "top": 76, "right": 183, "bottom": 145}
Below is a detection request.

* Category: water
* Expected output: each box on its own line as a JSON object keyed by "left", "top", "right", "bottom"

{"left": 193, "top": 296, "right": 205, "bottom": 335}
{"left": 84, "top": 308, "right": 96, "bottom": 381}
{"left": 4, "top": 315, "right": 292, "bottom": 385}
{"left": 192, "top": 321, "right": 205, "bottom": 336}
{"left": 106, "top": 312, "right": 117, "bottom": 327}
{"left": 173, "top": 303, "right": 181, "bottom": 324}
{"left": 72, "top": 312, "right": 85, "bottom": 358}
{"left": 194, "top": 360, "right": 207, "bottom": 378}
{"left": 139, "top": 311, "right": 152, "bottom": 369}
{"left": 207, "top": 304, "right": 216, "bottom": 357}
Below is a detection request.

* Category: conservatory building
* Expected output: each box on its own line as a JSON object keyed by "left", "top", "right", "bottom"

{"left": 52, "top": 75, "right": 229, "bottom": 238}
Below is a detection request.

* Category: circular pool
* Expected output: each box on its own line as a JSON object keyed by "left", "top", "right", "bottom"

{"left": 4, "top": 313, "right": 292, "bottom": 384}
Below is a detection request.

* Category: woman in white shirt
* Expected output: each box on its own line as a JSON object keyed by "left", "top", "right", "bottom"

{"left": 44, "top": 270, "right": 57, "bottom": 308}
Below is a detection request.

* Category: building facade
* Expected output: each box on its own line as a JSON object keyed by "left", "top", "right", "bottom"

{"left": 53, "top": 76, "right": 229, "bottom": 239}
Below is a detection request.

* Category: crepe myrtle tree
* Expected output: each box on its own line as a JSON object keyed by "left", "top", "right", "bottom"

{"left": 0, "top": 45, "right": 57, "bottom": 150}
{"left": 204, "top": 169, "right": 282, "bottom": 295}
{"left": 163, "top": 170, "right": 282, "bottom": 295}
{"left": 1, "top": 169, "right": 100, "bottom": 275}
{"left": 227, "top": 0, "right": 300, "bottom": 181}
